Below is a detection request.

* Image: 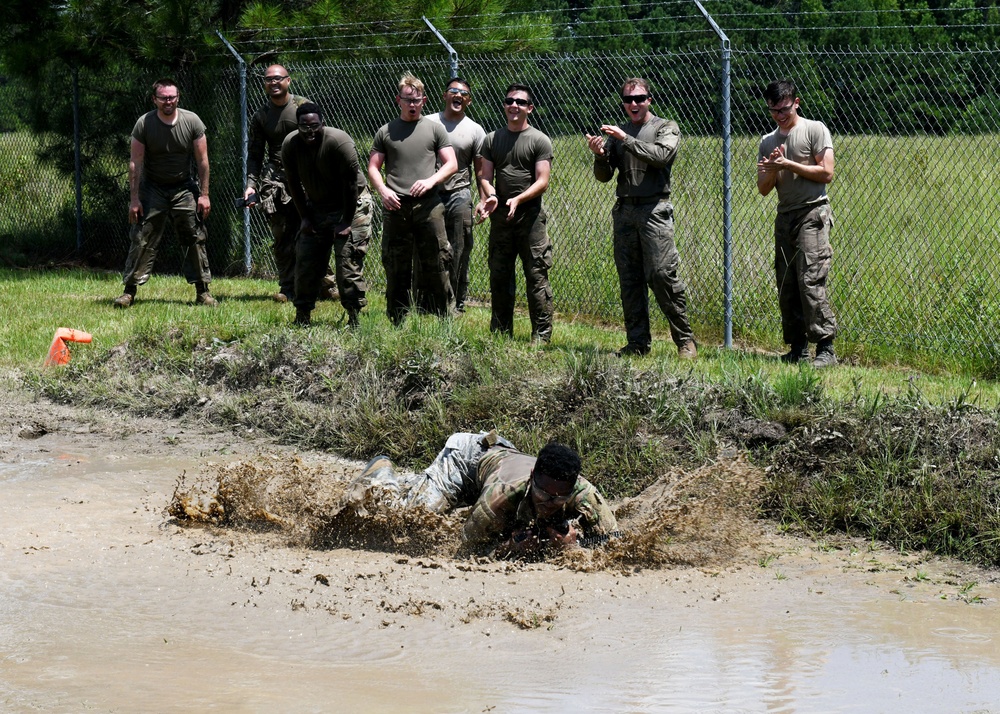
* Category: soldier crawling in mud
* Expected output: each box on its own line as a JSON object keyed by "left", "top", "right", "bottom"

{"left": 347, "top": 432, "right": 618, "bottom": 558}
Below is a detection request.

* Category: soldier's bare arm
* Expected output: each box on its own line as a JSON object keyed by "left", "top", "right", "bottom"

{"left": 128, "top": 139, "right": 145, "bottom": 224}
{"left": 193, "top": 135, "right": 211, "bottom": 219}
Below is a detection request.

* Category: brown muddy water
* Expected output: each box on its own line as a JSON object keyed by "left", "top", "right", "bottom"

{"left": 2, "top": 407, "right": 1000, "bottom": 713}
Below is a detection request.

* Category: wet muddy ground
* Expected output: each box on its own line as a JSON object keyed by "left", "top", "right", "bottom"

{"left": 2, "top": 393, "right": 1000, "bottom": 713}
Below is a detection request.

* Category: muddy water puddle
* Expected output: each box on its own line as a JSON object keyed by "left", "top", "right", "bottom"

{"left": 2, "top": 426, "right": 1000, "bottom": 713}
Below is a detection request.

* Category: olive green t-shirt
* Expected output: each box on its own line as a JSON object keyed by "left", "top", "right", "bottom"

{"left": 481, "top": 125, "right": 553, "bottom": 199}
{"left": 426, "top": 112, "right": 486, "bottom": 192}
{"left": 281, "top": 127, "right": 364, "bottom": 213}
{"left": 131, "top": 108, "right": 206, "bottom": 186}
{"left": 371, "top": 117, "right": 452, "bottom": 197}
{"left": 757, "top": 117, "right": 834, "bottom": 214}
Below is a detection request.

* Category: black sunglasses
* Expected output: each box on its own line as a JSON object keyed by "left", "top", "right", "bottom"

{"left": 503, "top": 97, "right": 530, "bottom": 107}
{"left": 621, "top": 94, "right": 650, "bottom": 104}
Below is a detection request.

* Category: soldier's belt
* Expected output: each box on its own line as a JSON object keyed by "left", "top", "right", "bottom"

{"left": 617, "top": 195, "right": 667, "bottom": 206}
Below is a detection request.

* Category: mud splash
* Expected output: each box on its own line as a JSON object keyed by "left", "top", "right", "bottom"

{"left": 169, "top": 452, "right": 766, "bottom": 569}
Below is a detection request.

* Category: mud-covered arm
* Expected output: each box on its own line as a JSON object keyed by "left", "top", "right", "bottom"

{"left": 462, "top": 487, "right": 515, "bottom": 546}
{"left": 573, "top": 485, "right": 618, "bottom": 536}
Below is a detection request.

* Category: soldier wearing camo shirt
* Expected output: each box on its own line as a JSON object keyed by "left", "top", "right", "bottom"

{"left": 586, "top": 77, "right": 697, "bottom": 360}
{"left": 349, "top": 433, "right": 617, "bottom": 558}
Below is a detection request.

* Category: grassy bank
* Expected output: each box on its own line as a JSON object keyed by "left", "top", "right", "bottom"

{"left": 8, "top": 267, "right": 1000, "bottom": 567}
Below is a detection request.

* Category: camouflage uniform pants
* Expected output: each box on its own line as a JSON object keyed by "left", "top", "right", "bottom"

{"left": 441, "top": 188, "right": 475, "bottom": 311}
{"left": 294, "top": 190, "right": 373, "bottom": 313}
{"left": 258, "top": 170, "right": 300, "bottom": 299}
{"left": 488, "top": 200, "right": 553, "bottom": 342}
{"left": 381, "top": 194, "right": 453, "bottom": 325}
{"left": 612, "top": 199, "right": 694, "bottom": 349}
{"left": 347, "top": 432, "right": 515, "bottom": 513}
{"left": 774, "top": 203, "right": 838, "bottom": 345}
{"left": 122, "top": 181, "right": 211, "bottom": 288}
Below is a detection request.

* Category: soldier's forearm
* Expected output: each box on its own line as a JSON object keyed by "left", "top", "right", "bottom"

{"left": 198, "top": 162, "right": 210, "bottom": 196}
{"left": 129, "top": 163, "right": 142, "bottom": 201}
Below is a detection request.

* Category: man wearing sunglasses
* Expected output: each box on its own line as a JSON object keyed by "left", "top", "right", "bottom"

{"left": 475, "top": 83, "right": 555, "bottom": 343}
{"left": 426, "top": 77, "right": 487, "bottom": 313}
{"left": 243, "top": 65, "right": 341, "bottom": 305}
{"left": 114, "top": 78, "right": 216, "bottom": 309}
{"left": 368, "top": 72, "right": 458, "bottom": 325}
{"left": 586, "top": 77, "right": 697, "bottom": 360}
{"left": 281, "top": 103, "right": 369, "bottom": 327}
{"left": 757, "top": 79, "right": 838, "bottom": 368}
{"left": 349, "top": 432, "right": 617, "bottom": 559}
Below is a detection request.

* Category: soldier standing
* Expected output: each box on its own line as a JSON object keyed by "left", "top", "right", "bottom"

{"left": 114, "top": 78, "right": 216, "bottom": 308}
{"left": 586, "top": 77, "right": 697, "bottom": 359}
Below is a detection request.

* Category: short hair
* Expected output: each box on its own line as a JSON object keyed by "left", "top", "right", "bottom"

{"left": 621, "top": 77, "right": 651, "bottom": 96}
{"left": 505, "top": 83, "right": 535, "bottom": 106}
{"left": 534, "top": 443, "right": 582, "bottom": 485}
{"left": 764, "top": 80, "right": 797, "bottom": 105}
{"left": 296, "top": 102, "right": 323, "bottom": 121}
{"left": 447, "top": 76, "right": 472, "bottom": 92}
{"left": 399, "top": 72, "right": 425, "bottom": 96}
{"left": 152, "top": 78, "right": 178, "bottom": 97}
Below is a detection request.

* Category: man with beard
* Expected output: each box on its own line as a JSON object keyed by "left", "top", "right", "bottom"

{"left": 243, "top": 64, "right": 344, "bottom": 304}
{"left": 114, "top": 78, "right": 216, "bottom": 308}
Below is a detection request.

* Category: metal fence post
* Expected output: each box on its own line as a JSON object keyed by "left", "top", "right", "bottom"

{"left": 216, "top": 30, "right": 251, "bottom": 275}
{"left": 423, "top": 17, "right": 460, "bottom": 78}
{"left": 694, "top": 0, "right": 733, "bottom": 349}
{"left": 72, "top": 65, "right": 83, "bottom": 253}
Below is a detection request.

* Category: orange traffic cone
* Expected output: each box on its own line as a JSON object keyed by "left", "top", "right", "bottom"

{"left": 44, "top": 328, "right": 93, "bottom": 367}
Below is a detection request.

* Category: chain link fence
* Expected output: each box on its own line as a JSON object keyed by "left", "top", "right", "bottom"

{"left": 2, "top": 42, "right": 1000, "bottom": 366}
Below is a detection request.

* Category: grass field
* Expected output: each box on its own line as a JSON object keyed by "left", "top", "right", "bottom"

{"left": 5, "top": 128, "right": 1000, "bottom": 375}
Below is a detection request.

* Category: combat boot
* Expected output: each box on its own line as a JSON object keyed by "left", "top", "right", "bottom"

{"left": 812, "top": 339, "right": 838, "bottom": 369}
{"left": 678, "top": 339, "right": 698, "bottom": 360}
{"left": 195, "top": 282, "right": 218, "bottom": 307}
{"left": 616, "top": 343, "right": 650, "bottom": 357}
{"left": 781, "top": 340, "right": 810, "bottom": 364}
{"left": 113, "top": 285, "right": 137, "bottom": 309}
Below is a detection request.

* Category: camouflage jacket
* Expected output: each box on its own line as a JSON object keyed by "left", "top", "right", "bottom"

{"left": 461, "top": 447, "right": 618, "bottom": 546}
